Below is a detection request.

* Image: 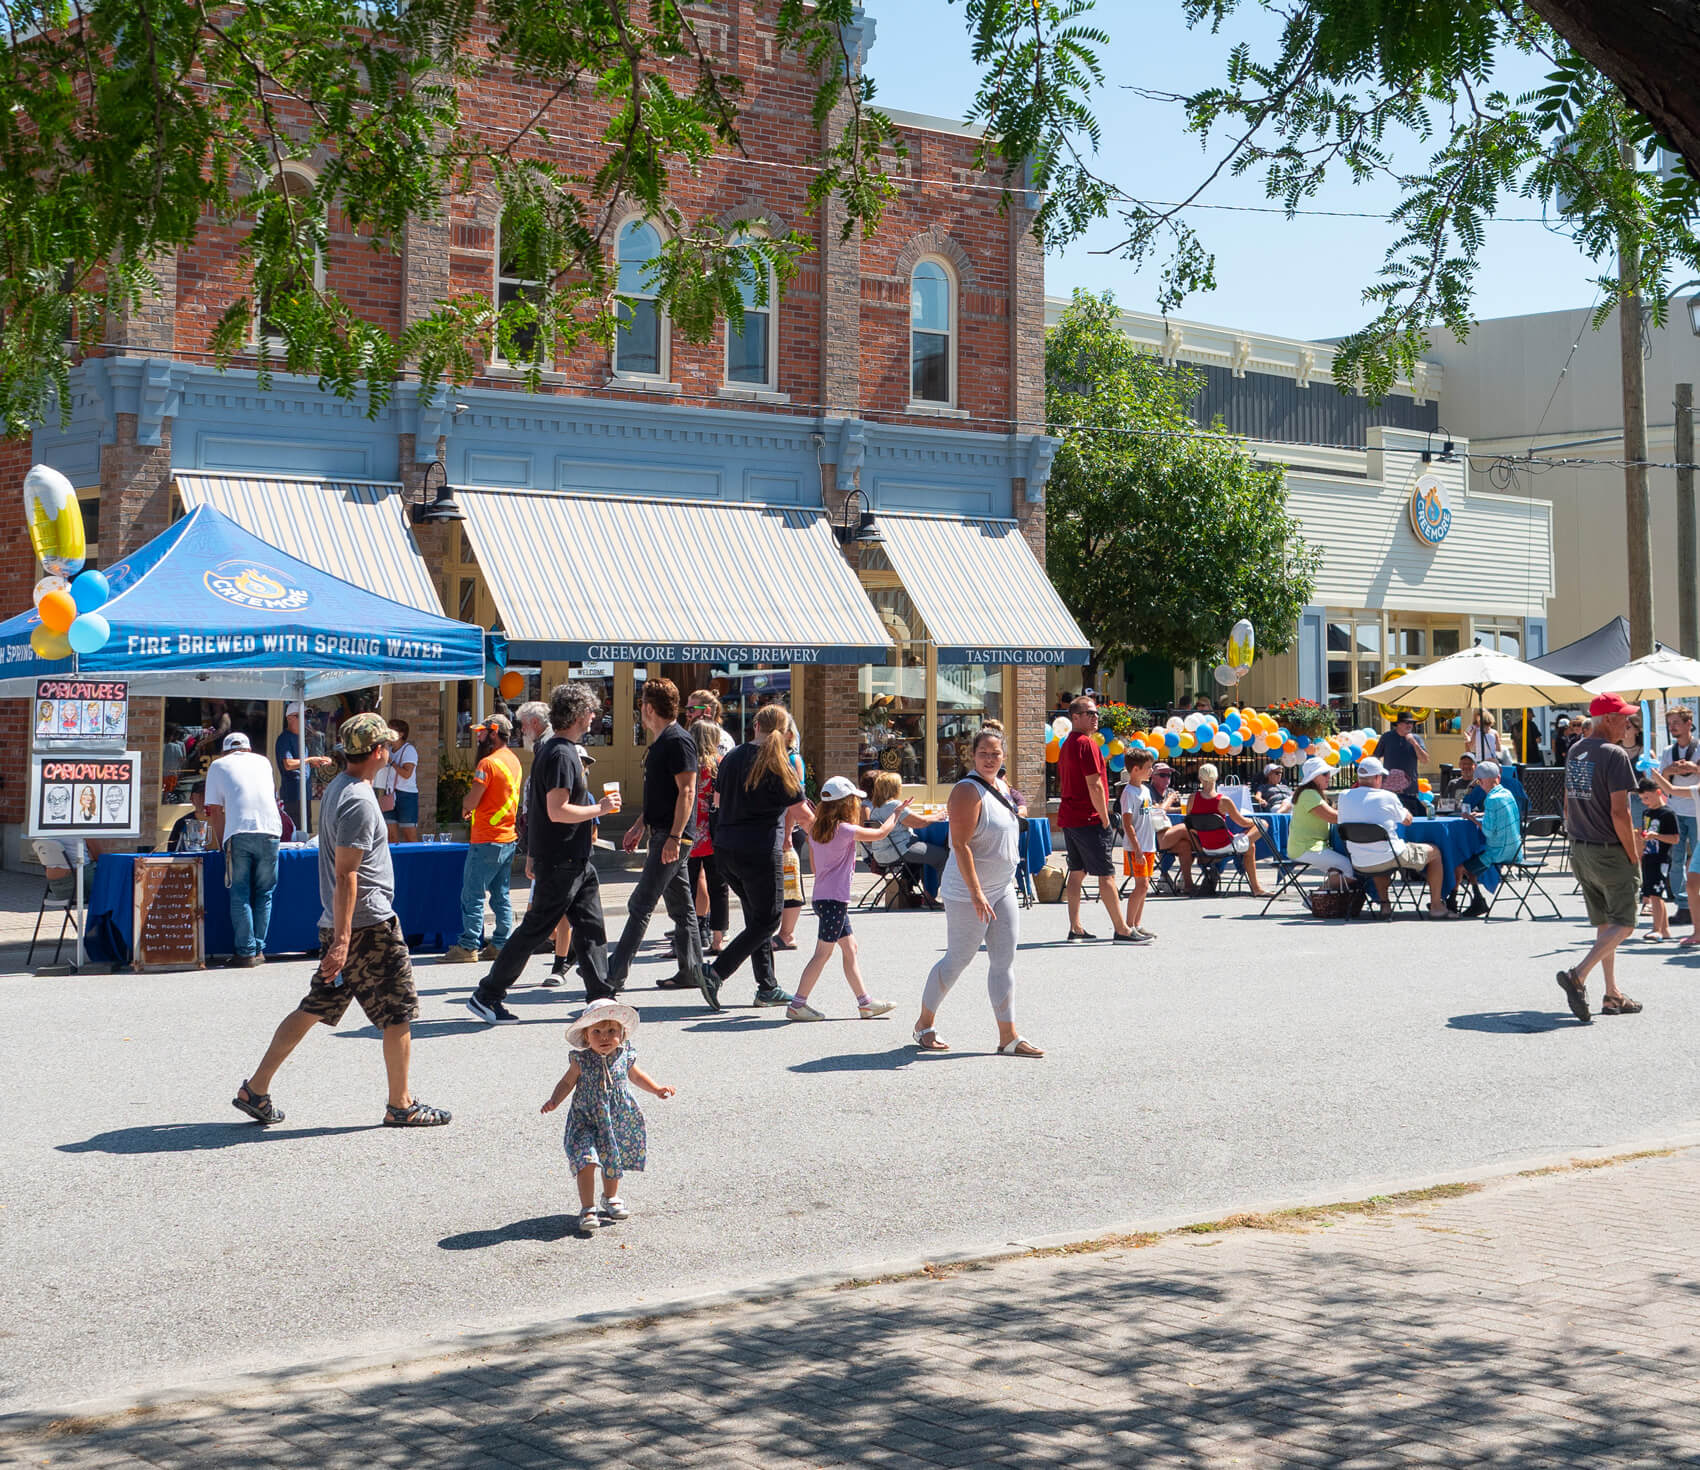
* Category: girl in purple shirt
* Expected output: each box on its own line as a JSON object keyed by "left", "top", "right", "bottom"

{"left": 786, "top": 776, "right": 911, "bottom": 1022}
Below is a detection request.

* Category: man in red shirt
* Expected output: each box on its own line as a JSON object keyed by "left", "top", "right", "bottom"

{"left": 1058, "top": 695, "right": 1143, "bottom": 943}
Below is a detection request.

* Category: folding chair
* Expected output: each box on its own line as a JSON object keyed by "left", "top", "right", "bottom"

{"left": 1338, "top": 822, "right": 1427, "bottom": 915}
{"left": 1486, "top": 814, "right": 1566, "bottom": 920}
{"left": 856, "top": 852, "right": 907, "bottom": 910}
{"left": 1183, "top": 813, "right": 1248, "bottom": 896}
{"left": 27, "top": 872, "right": 80, "bottom": 967}
{"left": 1258, "top": 843, "right": 1316, "bottom": 914}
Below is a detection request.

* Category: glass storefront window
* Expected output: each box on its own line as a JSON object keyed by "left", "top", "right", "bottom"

{"left": 936, "top": 664, "right": 1002, "bottom": 783}
{"left": 711, "top": 664, "right": 792, "bottom": 746}
{"left": 161, "top": 698, "right": 268, "bottom": 801}
{"left": 1433, "top": 627, "right": 1461, "bottom": 658}
{"left": 858, "top": 588, "right": 929, "bottom": 789}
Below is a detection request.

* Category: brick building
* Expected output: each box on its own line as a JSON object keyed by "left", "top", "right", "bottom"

{"left": 5, "top": 7, "right": 1076, "bottom": 865}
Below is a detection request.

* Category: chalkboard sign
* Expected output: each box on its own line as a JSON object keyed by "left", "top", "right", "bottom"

{"left": 132, "top": 857, "right": 205, "bottom": 972}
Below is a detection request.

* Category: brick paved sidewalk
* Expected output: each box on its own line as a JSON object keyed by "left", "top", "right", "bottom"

{"left": 6, "top": 1149, "right": 1700, "bottom": 1468}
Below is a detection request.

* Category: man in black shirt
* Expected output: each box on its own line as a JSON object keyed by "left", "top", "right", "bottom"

{"left": 1375, "top": 711, "right": 1428, "bottom": 815}
{"left": 607, "top": 677, "right": 707, "bottom": 993}
{"left": 468, "top": 682, "right": 618, "bottom": 1023}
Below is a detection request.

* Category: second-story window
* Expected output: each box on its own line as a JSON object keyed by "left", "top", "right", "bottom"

{"left": 615, "top": 219, "right": 665, "bottom": 378}
{"left": 255, "top": 165, "right": 323, "bottom": 350}
{"left": 726, "top": 237, "right": 775, "bottom": 390}
{"left": 910, "top": 259, "right": 953, "bottom": 405}
{"left": 494, "top": 207, "right": 545, "bottom": 365}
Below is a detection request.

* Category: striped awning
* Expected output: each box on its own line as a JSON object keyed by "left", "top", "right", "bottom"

{"left": 456, "top": 488, "right": 892, "bottom": 664}
{"left": 173, "top": 473, "right": 443, "bottom": 614}
{"left": 874, "top": 512, "right": 1090, "bottom": 666}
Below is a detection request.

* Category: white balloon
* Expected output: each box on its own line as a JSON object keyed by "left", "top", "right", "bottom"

{"left": 1166, "top": 716, "right": 1184, "bottom": 732}
{"left": 1211, "top": 731, "right": 1230, "bottom": 750}
{"left": 32, "top": 574, "right": 68, "bottom": 607}
{"left": 1184, "top": 713, "right": 1202, "bottom": 731}
{"left": 1051, "top": 716, "right": 1070, "bottom": 738}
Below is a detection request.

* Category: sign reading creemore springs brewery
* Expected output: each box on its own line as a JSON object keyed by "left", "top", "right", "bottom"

{"left": 1409, "top": 472, "right": 1453, "bottom": 546}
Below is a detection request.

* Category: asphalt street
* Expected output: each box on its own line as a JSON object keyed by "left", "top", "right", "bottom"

{"left": 4, "top": 877, "right": 1700, "bottom": 1415}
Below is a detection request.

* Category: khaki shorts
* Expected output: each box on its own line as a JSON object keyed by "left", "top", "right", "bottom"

{"left": 1354, "top": 842, "right": 1435, "bottom": 875}
{"left": 300, "top": 916, "right": 419, "bottom": 1030}
{"left": 1570, "top": 842, "right": 1638, "bottom": 929}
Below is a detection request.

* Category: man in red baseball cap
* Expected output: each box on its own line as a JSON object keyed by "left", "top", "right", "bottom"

{"left": 1558, "top": 692, "right": 1644, "bottom": 1022}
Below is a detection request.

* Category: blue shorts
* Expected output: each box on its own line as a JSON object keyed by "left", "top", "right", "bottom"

{"left": 813, "top": 899, "right": 852, "bottom": 943}
{"left": 391, "top": 790, "right": 419, "bottom": 826}
{"left": 1463, "top": 854, "right": 1497, "bottom": 881}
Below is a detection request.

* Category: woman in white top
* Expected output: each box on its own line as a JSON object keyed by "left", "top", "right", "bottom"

{"left": 1465, "top": 710, "right": 1501, "bottom": 763}
{"left": 911, "top": 729, "right": 1041, "bottom": 1057}
{"left": 387, "top": 718, "right": 421, "bottom": 842}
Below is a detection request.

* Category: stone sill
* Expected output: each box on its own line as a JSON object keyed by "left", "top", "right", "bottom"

{"left": 483, "top": 364, "right": 568, "bottom": 384}
{"left": 716, "top": 387, "right": 791, "bottom": 404}
{"left": 604, "top": 376, "right": 683, "bottom": 394}
{"left": 904, "top": 402, "right": 971, "bottom": 419}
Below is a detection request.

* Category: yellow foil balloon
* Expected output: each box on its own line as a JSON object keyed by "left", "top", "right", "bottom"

{"left": 30, "top": 624, "right": 72, "bottom": 660}
{"left": 24, "top": 464, "right": 86, "bottom": 578}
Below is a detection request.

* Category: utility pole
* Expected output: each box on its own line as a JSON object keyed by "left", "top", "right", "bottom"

{"left": 1679, "top": 383, "right": 1696, "bottom": 656}
{"left": 1620, "top": 140, "right": 1656, "bottom": 658}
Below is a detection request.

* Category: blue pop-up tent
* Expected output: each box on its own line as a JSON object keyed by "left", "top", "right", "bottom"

{"left": 0, "top": 504, "right": 489, "bottom": 699}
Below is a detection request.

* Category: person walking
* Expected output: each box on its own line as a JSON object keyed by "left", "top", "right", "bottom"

{"left": 911, "top": 729, "right": 1042, "bottom": 1057}
{"left": 608, "top": 678, "right": 708, "bottom": 993}
{"left": 202, "top": 731, "right": 283, "bottom": 967}
{"left": 1558, "top": 694, "right": 1644, "bottom": 1020}
{"left": 1658, "top": 706, "right": 1700, "bottom": 898}
{"left": 515, "top": 700, "right": 577, "bottom": 985}
{"left": 468, "top": 683, "right": 619, "bottom": 1023}
{"left": 687, "top": 719, "right": 730, "bottom": 958}
{"left": 685, "top": 689, "right": 738, "bottom": 757}
{"left": 703, "top": 702, "right": 809, "bottom": 1012}
{"left": 231, "top": 713, "right": 450, "bottom": 1128}
{"left": 444, "top": 714, "right": 523, "bottom": 964}
{"left": 1056, "top": 694, "right": 1139, "bottom": 943}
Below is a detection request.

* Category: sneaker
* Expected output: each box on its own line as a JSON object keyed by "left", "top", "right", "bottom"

{"left": 1134, "top": 927, "right": 1158, "bottom": 940}
{"left": 858, "top": 997, "right": 896, "bottom": 1019}
{"left": 786, "top": 1000, "right": 827, "bottom": 1021}
{"left": 465, "top": 993, "right": 519, "bottom": 1025}
{"left": 753, "top": 986, "right": 793, "bottom": 1007}
{"left": 695, "top": 964, "right": 724, "bottom": 1013}
{"left": 1066, "top": 928, "right": 1096, "bottom": 942}
{"left": 441, "top": 945, "right": 480, "bottom": 964}
{"left": 599, "top": 1195, "right": 629, "bottom": 1222}
{"left": 1113, "top": 930, "right": 1151, "bottom": 944}
{"left": 479, "top": 943, "right": 503, "bottom": 961}
{"left": 540, "top": 968, "right": 564, "bottom": 988}
{"left": 576, "top": 1207, "right": 601, "bottom": 1235}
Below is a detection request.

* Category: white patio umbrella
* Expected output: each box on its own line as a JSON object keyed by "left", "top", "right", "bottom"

{"left": 1360, "top": 647, "right": 1590, "bottom": 761}
{"left": 1584, "top": 647, "right": 1700, "bottom": 701}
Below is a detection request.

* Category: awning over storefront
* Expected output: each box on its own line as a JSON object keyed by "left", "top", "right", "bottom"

{"left": 174, "top": 473, "right": 442, "bottom": 614}
{"left": 455, "top": 488, "right": 893, "bottom": 664}
{"left": 874, "top": 512, "right": 1091, "bottom": 666}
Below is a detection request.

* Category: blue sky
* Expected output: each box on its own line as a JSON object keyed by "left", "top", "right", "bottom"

{"left": 864, "top": 2, "right": 1605, "bottom": 341}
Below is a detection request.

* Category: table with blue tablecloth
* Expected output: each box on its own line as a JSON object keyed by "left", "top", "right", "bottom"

{"left": 84, "top": 842, "right": 469, "bottom": 964}
{"left": 915, "top": 817, "right": 1053, "bottom": 899}
{"left": 1254, "top": 813, "right": 1486, "bottom": 896}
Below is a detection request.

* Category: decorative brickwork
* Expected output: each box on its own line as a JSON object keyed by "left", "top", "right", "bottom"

{"left": 397, "top": 433, "right": 447, "bottom": 830}
{"left": 0, "top": 437, "right": 35, "bottom": 824}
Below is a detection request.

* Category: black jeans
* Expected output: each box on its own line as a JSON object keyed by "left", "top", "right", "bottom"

{"left": 714, "top": 844, "right": 785, "bottom": 991}
{"left": 478, "top": 860, "right": 610, "bottom": 1003}
{"left": 608, "top": 835, "right": 703, "bottom": 984}
{"left": 690, "top": 852, "right": 729, "bottom": 930}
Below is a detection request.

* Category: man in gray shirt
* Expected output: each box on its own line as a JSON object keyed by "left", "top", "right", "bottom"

{"left": 231, "top": 713, "right": 451, "bottom": 1129}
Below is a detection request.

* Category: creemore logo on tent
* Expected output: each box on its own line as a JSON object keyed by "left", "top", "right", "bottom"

{"left": 203, "top": 561, "right": 311, "bottom": 611}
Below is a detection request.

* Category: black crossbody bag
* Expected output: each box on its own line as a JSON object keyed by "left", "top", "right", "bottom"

{"left": 965, "top": 772, "right": 1028, "bottom": 839}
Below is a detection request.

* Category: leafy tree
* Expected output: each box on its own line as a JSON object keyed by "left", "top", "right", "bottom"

{"left": 1044, "top": 290, "right": 1320, "bottom": 682}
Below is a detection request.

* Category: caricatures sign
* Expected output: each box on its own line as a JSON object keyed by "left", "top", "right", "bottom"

{"left": 33, "top": 678, "right": 127, "bottom": 746}
{"left": 28, "top": 751, "right": 142, "bottom": 839}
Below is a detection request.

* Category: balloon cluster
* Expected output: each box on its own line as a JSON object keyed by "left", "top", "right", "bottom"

{"left": 24, "top": 466, "right": 110, "bottom": 661}
{"left": 1044, "top": 705, "right": 1382, "bottom": 775}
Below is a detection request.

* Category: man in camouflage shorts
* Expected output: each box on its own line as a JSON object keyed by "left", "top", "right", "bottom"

{"left": 232, "top": 712, "right": 451, "bottom": 1128}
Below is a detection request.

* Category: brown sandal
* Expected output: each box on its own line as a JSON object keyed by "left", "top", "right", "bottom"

{"left": 1600, "top": 994, "right": 1644, "bottom": 1015}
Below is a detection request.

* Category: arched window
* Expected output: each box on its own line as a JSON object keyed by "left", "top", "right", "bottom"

{"left": 493, "top": 205, "right": 546, "bottom": 365}
{"left": 910, "top": 259, "right": 953, "bottom": 404}
{"left": 726, "top": 236, "right": 776, "bottom": 390}
{"left": 615, "top": 219, "right": 665, "bottom": 378}
{"left": 255, "top": 165, "right": 323, "bottom": 349}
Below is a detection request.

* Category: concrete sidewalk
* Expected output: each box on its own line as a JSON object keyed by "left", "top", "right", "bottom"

{"left": 7, "top": 1147, "right": 1698, "bottom": 1467}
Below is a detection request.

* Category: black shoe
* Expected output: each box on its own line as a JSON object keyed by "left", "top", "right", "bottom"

{"left": 466, "top": 993, "right": 519, "bottom": 1025}
{"left": 1112, "top": 930, "right": 1151, "bottom": 944}
{"left": 696, "top": 964, "right": 723, "bottom": 1013}
{"left": 540, "top": 968, "right": 565, "bottom": 988}
{"left": 753, "top": 986, "right": 793, "bottom": 1007}
{"left": 1465, "top": 896, "right": 1490, "bottom": 918}
{"left": 1066, "top": 928, "right": 1096, "bottom": 942}
{"left": 655, "top": 973, "right": 697, "bottom": 989}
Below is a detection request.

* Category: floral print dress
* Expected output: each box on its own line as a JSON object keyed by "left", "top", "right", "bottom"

{"left": 563, "top": 1043, "right": 647, "bottom": 1175}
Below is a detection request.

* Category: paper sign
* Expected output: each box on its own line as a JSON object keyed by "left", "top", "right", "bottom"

{"left": 28, "top": 750, "right": 142, "bottom": 838}
{"left": 34, "top": 679, "right": 128, "bottom": 746}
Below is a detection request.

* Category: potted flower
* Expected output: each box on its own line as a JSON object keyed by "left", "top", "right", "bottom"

{"left": 1267, "top": 697, "right": 1336, "bottom": 739}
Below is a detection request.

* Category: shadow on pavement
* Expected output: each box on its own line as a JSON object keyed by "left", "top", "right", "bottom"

{"left": 790, "top": 1047, "right": 977, "bottom": 1073}
{"left": 57, "top": 1122, "right": 376, "bottom": 1154}
{"left": 1447, "top": 1010, "right": 1578, "bottom": 1034}
{"left": 438, "top": 1214, "right": 579, "bottom": 1250}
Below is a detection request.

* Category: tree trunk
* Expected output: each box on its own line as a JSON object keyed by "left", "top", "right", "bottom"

{"left": 1531, "top": 0, "right": 1700, "bottom": 182}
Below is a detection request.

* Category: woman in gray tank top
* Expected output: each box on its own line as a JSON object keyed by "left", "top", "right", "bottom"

{"left": 911, "top": 729, "right": 1042, "bottom": 1057}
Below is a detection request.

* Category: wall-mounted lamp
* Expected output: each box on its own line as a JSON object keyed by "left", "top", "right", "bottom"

{"left": 832, "top": 486, "right": 881, "bottom": 547}
{"left": 410, "top": 459, "right": 465, "bottom": 525}
{"left": 1421, "top": 426, "right": 1457, "bottom": 464}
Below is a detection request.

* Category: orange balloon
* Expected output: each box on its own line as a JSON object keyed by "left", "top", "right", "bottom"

{"left": 38, "top": 589, "right": 76, "bottom": 634}
{"left": 498, "top": 669, "right": 525, "bottom": 700}
{"left": 1045, "top": 740, "right": 1060, "bottom": 764}
{"left": 1283, "top": 739, "right": 1298, "bottom": 753}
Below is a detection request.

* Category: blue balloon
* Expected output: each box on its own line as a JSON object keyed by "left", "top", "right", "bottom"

{"left": 1346, "top": 744, "right": 1362, "bottom": 762}
{"left": 67, "top": 611, "right": 110, "bottom": 655}
{"left": 71, "top": 569, "right": 110, "bottom": 613}
{"left": 1109, "top": 754, "right": 1126, "bottom": 772}
{"left": 1164, "top": 730, "right": 1181, "bottom": 749}
{"left": 1276, "top": 727, "right": 1291, "bottom": 744}
{"left": 1295, "top": 734, "right": 1310, "bottom": 750}
{"left": 1224, "top": 712, "right": 1241, "bottom": 729}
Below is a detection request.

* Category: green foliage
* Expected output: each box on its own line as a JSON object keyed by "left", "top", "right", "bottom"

{"left": 0, "top": 0, "right": 903, "bottom": 436}
{"left": 1044, "top": 291, "right": 1320, "bottom": 676}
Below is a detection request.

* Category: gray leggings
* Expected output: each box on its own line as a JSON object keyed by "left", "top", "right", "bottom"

{"left": 922, "top": 892, "right": 1020, "bottom": 1024}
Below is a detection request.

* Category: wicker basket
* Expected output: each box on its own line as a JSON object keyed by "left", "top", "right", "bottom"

{"left": 1308, "top": 888, "right": 1356, "bottom": 919}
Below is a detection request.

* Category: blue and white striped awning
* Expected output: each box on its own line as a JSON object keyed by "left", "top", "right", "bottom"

{"left": 173, "top": 473, "right": 443, "bottom": 615}
{"left": 456, "top": 487, "right": 892, "bottom": 665}
{"left": 874, "top": 512, "right": 1091, "bottom": 666}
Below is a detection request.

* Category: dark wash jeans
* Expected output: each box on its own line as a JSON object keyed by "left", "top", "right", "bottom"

{"left": 608, "top": 834, "right": 703, "bottom": 984}
{"left": 478, "top": 859, "right": 611, "bottom": 1003}
{"left": 713, "top": 844, "right": 785, "bottom": 992}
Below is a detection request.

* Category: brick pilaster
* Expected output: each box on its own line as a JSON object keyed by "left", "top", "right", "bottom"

{"left": 1012, "top": 487, "right": 1048, "bottom": 809}
{"left": 397, "top": 431, "right": 448, "bottom": 831}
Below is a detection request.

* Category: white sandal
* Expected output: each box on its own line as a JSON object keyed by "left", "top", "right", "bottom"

{"left": 912, "top": 1026, "right": 950, "bottom": 1051}
{"left": 997, "top": 1036, "right": 1044, "bottom": 1058}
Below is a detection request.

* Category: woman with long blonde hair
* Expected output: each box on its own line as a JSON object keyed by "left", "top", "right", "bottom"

{"left": 688, "top": 719, "right": 729, "bottom": 957}
{"left": 698, "top": 702, "right": 809, "bottom": 1011}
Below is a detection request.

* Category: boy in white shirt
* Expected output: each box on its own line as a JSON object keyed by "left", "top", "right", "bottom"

{"left": 1118, "top": 748, "right": 1159, "bottom": 940}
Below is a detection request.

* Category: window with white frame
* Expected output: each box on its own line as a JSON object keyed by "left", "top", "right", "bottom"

{"left": 493, "top": 206, "right": 545, "bottom": 365}
{"left": 726, "top": 236, "right": 775, "bottom": 389}
{"left": 910, "top": 258, "right": 953, "bottom": 404}
{"left": 614, "top": 219, "right": 665, "bottom": 378}
{"left": 255, "top": 165, "right": 323, "bottom": 349}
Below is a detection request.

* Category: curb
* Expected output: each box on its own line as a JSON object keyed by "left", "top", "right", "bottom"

{"left": 5, "top": 1127, "right": 1698, "bottom": 1436}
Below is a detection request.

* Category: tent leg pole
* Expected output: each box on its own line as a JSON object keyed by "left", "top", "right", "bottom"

{"left": 296, "top": 687, "right": 309, "bottom": 838}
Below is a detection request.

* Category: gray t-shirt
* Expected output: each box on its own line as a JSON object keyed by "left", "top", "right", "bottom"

{"left": 1565, "top": 736, "right": 1635, "bottom": 846}
{"left": 317, "top": 772, "right": 395, "bottom": 930}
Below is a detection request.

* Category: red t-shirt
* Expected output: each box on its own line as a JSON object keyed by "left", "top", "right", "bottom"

{"left": 1057, "top": 731, "right": 1108, "bottom": 829}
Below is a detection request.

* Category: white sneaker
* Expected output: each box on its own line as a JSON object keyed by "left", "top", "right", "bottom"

{"left": 786, "top": 1000, "right": 826, "bottom": 1021}
{"left": 576, "top": 1207, "right": 600, "bottom": 1235}
{"left": 599, "top": 1195, "right": 629, "bottom": 1221}
{"left": 858, "top": 997, "right": 896, "bottom": 1018}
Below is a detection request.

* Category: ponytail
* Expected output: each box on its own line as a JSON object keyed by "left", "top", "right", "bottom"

{"left": 746, "top": 704, "right": 802, "bottom": 795}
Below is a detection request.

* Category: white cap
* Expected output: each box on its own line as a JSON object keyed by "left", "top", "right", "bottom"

{"left": 223, "top": 732, "right": 251, "bottom": 751}
{"left": 1299, "top": 756, "right": 1332, "bottom": 787}
{"left": 1355, "top": 755, "right": 1387, "bottom": 778}
{"left": 819, "top": 775, "right": 861, "bottom": 801}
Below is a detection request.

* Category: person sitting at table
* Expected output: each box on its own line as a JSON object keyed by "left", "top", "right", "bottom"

{"left": 1447, "top": 753, "right": 1483, "bottom": 807}
{"left": 865, "top": 771, "right": 948, "bottom": 886}
{"left": 1453, "top": 760, "right": 1523, "bottom": 918}
{"left": 33, "top": 836, "right": 94, "bottom": 901}
{"left": 1253, "top": 762, "right": 1292, "bottom": 809}
{"left": 1176, "top": 763, "right": 1266, "bottom": 898}
{"left": 167, "top": 788, "right": 210, "bottom": 852}
{"left": 1335, "top": 756, "right": 1456, "bottom": 919}
{"left": 1282, "top": 756, "right": 1352, "bottom": 889}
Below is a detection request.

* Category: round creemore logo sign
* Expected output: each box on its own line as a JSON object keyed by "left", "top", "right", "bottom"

{"left": 1409, "top": 473, "right": 1453, "bottom": 546}
{"left": 203, "top": 561, "right": 311, "bottom": 611}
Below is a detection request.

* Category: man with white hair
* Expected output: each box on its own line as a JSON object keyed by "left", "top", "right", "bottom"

{"left": 1335, "top": 756, "right": 1454, "bottom": 919}
{"left": 1453, "top": 760, "right": 1522, "bottom": 917}
{"left": 515, "top": 701, "right": 550, "bottom": 749}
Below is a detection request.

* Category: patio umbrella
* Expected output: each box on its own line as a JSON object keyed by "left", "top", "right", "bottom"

{"left": 1583, "top": 647, "right": 1700, "bottom": 701}
{"left": 1360, "top": 647, "right": 1590, "bottom": 757}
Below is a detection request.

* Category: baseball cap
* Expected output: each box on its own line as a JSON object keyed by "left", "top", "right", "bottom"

{"left": 222, "top": 732, "right": 251, "bottom": 751}
{"left": 340, "top": 711, "right": 400, "bottom": 756}
{"left": 1264, "top": 762, "right": 1281, "bottom": 774}
{"left": 1152, "top": 762, "right": 1173, "bottom": 775}
{"left": 819, "top": 775, "right": 861, "bottom": 801}
{"left": 474, "top": 713, "right": 513, "bottom": 740}
{"left": 1355, "top": 755, "right": 1387, "bottom": 778}
{"left": 1588, "top": 692, "right": 1635, "bottom": 716}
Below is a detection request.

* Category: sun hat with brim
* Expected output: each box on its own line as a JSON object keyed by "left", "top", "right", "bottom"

{"left": 565, "top": 998, "right": 640, "bottom": 1050}
{"left": 1299, "top": 756, "right": 1332, "bottom": 787}
{"left": 819, "top": 775, "right": 861, "bottom": 802}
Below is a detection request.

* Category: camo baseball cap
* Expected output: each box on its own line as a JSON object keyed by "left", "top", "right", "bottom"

{"left": 340, "top": 711, "right": 400, "bottom": 756}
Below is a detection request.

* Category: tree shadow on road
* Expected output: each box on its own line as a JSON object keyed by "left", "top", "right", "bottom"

{"left": 1447, "top": 1010, "right": 1579, "bottom": 1034}
{"left": 56, "top": 1122, "right": 376, "bottom": 1154}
